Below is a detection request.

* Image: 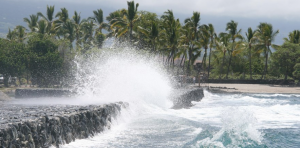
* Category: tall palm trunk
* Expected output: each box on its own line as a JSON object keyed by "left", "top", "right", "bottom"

{"left": 202, "top": 48, "right": 207, "bottom": 74}
{"left": 220, "top": 51, "right": 226, "bottom": 79}
{"left": 208, "top": 47, "right": 212, "bottom": 78}
{"left": 187, "top": 48, "right": 192, "bottom": 75}
{"left": 226, "top": 40, "right": 235, "bottom": 79}
{"left": 130, "top": 22, "right": 133, "bottom": 41}
{"left": 249, "top": 45, "right": 252, "bottom": 79}
{"left": 263, "top": 50, "right": 269, "bottom": 79}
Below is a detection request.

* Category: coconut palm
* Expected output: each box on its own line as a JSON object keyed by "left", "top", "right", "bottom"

{"left": 23, "top": 14, "right": 39, "bottom": 32}
{"left": 255, "top": 22, "right": 279, "bottom": 79}
{"left": 106, "top": 10, "right": 123, "bottom": 38}
{"left": 207, "top": 24, "right": 216, "bottom": 78}
{"left": 199, "top": 24, "right": 210, "bottom": 73}
{"left": 216, "top": 32, "right": 230, "bottom": 79}
{"left": 161, "top": 10, "right": 181, "bottom": 68}
{"left": 63, "top": 21, "right": 75, "bottom": 43}
{"left": 13, "top": 26, "right": 27, "bottom": 43}
{"left": 110, "top": 1, "right": 139, "bottom": 41}
{"left": 138, "top": 21, "right": 159, "bottom": 52}
{"left": 245, "top": 27, "right": 256, "bottom": 79}
{"left": 35, "top": 20, "right": 48, "bottom": 35}
{"left": 284, "top": 30, "right": 300, "bottom": 44}
{"left": 89, "top": 9, "right": 110, "bottom": 33}
{"left": 184, "top": 12, "right": 200, "bottom": 41}
{"left": 183, "top": 12, "right": 201, "bottom": 74}
{"left": 6, "top": 28, "right": 17, "bottom": 41}
{"left": 81, "top": 20, "right": 96, "bottom": 44}
{"left": 225, "top": 20, "right": 242, "bottom": 79}
{"left": 37, "top": 5, "right": 58, "bottom": 35}
{"left": 72, "top": 11, "right": 86, "bottom": 47}
{"left": 56, "top": 8, "right": 69, "bottom": 24}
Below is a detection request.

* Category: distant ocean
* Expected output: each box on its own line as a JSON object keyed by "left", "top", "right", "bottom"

{"left": 61, "top": 91, "right": 300, "bottom": 148}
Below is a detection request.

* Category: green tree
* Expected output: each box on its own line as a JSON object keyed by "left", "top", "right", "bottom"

{"left": 37, "top": 5, "right": 58, "bottom": 35}
{"left": 23, "top": 14, "right": 39, "bottom": 32}
{"left": 161, "top": 10, "right": 181, "bottom": 68}
{"left": 225, "top": 20, "right": 242, "bottom": 79}
{"left": 293, "top": 63, "right": 300, "bottom": 82}
{"left": 216, "top": 32, "right": 230, "bottom": 79}
{"left": 183, "top": 11, "right": 201, "bottom": 74}
{"left": 110, "top": 1, "right": 139, "bottom": 41}
{"left": 27, "top": 35, "right": 63, "bottom": 87}
{"left": 255, "top": 22, "right": 279, "bottom": 79}
{"left": 272, "top": 42, "right": 300, "bottom": 81}
{"left": 245, "top": 27, "right": 256, "bottom": 79}
{"left": 207, "top": 24, "right": 216, "bottom": 78}
{"left": 199, "top": 24, "right": 210, "bottom": 73}
{"left": 284, "top": 30, "right": 300, "bottom": 44}
{"left": 0, "top": 39, "right": 27, "bottom": 86}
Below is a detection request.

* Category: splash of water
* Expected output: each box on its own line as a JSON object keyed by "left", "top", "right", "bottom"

{"left": 71, "top": 47, "right": 173, "bottom": 108}
{"left": 194, "top": 107, "right": 263, "bottom": 147}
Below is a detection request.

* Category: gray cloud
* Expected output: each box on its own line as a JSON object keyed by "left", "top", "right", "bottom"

{"left": 35, "top": 0, "right": 300, "bottom": 20}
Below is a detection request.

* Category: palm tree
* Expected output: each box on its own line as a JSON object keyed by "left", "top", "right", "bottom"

{"left": 37, "top": 5, "right": 57, "bottom": 34}
{"left": 284, "top": 30, "right": 300, "bottom": 44}
{"left": 216, "top": 32, "right": 230, "bottom": 79}
{"left": 56, "top": 7, "right": 69, "bottom": 24}
{"left": 183, "top": 12, "right": 201, "bottom": 74}
{"left": 81, "top": 20, "right": 96, "bottom": 45}
{"left": 110, "top": 1, "right": 139, "bottom": 41}
{"left": 55, "top": 8, "right": 70, "bottom": 39}
{"left": 245, "top": 27, "right": 256, "bottom": 79}
{"left": 14, "top": 26, "right": 27, "bottom": 43}
{"left": 225, "top": 20, "right": 242, "bottom": 79}
{"left": 6, "top": 28, "right": 17, "bottom": 41}
{"left": 207, "top": 24, "right": 216, "bottom": 78}
{"left": 125, "top": 1, "right": 139, "bottom": 40}
{"left": 106, "top": 10, "right": 123, "bottom": 38}
{"left": 89, "top": 9, "right": 109, "bottom": 33}
{"left": 138, "top": 21, "right": 159, "bottom": 52}
{"left": 255, "top": 23, "right": 279, "bottom": 79}
{"left": 199, "top": 24, "right": 210, "bottom": 74}
{"left": 184, "top": 12, "right": 200, "bottom": 41}
{"left": 35, "top": 20, "right": 48, "bottom": 35}
{"left": 72, "top": 11, "right": 86, "bottom": 48}
{"left": 161, "top": 10, "right": 181, "bottom": 68}
{"left": 63, "top": 21, "right": 75, "bottom": 43}
{"left": 23, "top": 14, "right": 39, "bottom": 32}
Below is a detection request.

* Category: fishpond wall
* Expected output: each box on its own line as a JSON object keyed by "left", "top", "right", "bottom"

{"left": 0, "top": 102, "right": 128, "bottom": 148}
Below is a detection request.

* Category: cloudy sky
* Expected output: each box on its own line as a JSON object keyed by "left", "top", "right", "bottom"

{"left": 28, "top": 0, "right": 299, "bottom": 20}
{"left": 1, "top": 0, "right": 300, "bottom": 44}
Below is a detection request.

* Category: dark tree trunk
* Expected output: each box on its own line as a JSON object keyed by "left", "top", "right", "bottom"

{"left": 220, "top": 52, "right": 226, "bottom": 79}
{"left": 249, "top": 45, "right": 252, "bottom": 80}
{"left": 202, "top": 48, "right": 207, "bottom": 74}
{"left": 226, "top": 41, "right": 235, "bottom": 79}
{"left": 208, "top": 47, "right": 212, "bottom": 79}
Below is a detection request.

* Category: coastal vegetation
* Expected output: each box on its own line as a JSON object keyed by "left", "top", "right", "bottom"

{"left": 0, "top": 1, "right": 300, "bottom": 87}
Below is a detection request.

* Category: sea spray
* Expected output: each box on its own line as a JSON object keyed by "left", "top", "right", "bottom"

{"left": 193, "top": 107, "right": 263, "bottom": 147}
{"left": 71, "top": 47, "right": 174, "bottom": 108}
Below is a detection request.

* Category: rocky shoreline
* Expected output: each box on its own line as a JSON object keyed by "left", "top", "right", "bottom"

{"left": 0, "top": 102, "right": 128, "bottom": 148}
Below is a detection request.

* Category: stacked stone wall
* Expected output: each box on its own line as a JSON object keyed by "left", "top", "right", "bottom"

{"left": 0, "top": 102, "right": 128, "bottom": 148}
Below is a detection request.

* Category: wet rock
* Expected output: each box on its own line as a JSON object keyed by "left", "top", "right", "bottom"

{"left": 172, "top": 88, "right": 204, "bottom": 109}
{"left": 0, "top": 102, "right": 127, "bottom": 147}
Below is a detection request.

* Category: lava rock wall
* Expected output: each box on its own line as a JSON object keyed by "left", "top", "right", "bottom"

{"left": 0, "top": 102, "right": 128, "bottom": 148}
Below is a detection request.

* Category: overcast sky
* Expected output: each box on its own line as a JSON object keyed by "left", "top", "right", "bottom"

{"left": 28, "top": 0, "right": 300, "bottom": 20}
{"left": 2, "top": 0, "right": 300, "bottom": 44}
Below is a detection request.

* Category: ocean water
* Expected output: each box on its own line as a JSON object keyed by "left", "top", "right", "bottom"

{"left": 58, "top": 91, "right": 300, "bottom": 148}
{"left": 55, "top": 48, "right": 300, "bottom": 148}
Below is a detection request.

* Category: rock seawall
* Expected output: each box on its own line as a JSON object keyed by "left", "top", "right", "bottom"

{"left": 15, "top": 89, "right": 73, "bottom": 98}
{"left": 0, "top": 102, "right": 128, "bottom": 148}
